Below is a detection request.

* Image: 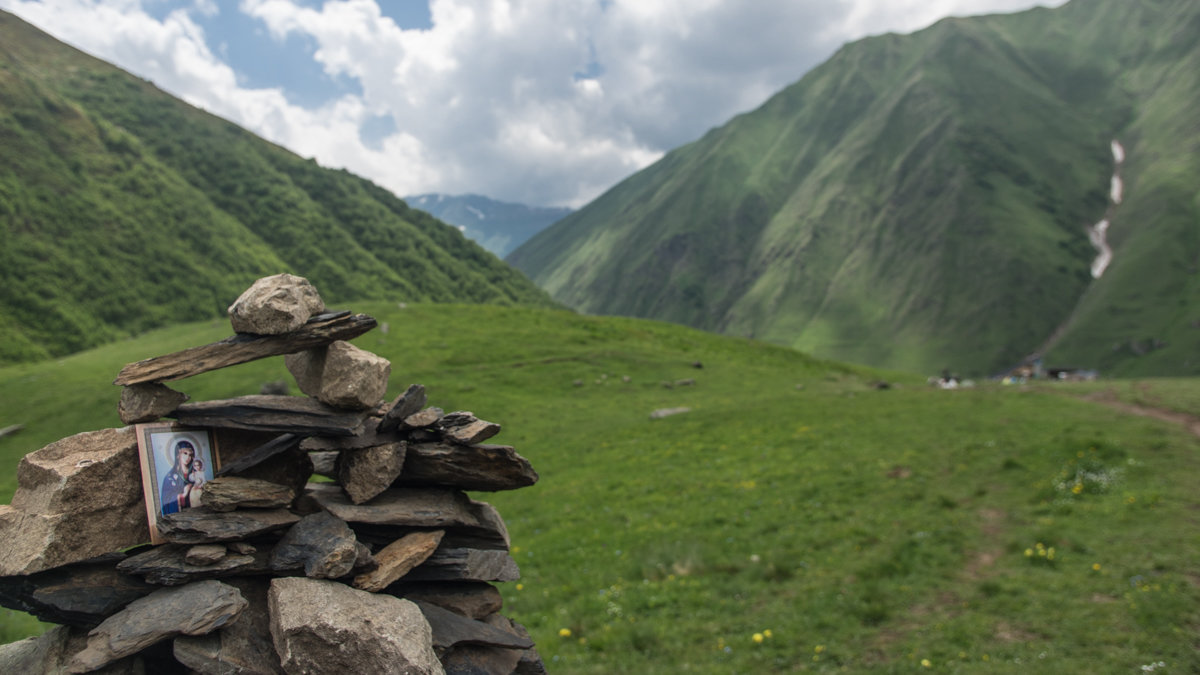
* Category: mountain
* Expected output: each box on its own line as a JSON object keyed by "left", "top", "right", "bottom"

{"left": 509, "top": 0, "right": 1200, "bottom": 377}
{"left": 404, "top": 193, "right": 571, "bottom": 258}
{"left": 0, "top": 10, "right": 555, "bottom": 366}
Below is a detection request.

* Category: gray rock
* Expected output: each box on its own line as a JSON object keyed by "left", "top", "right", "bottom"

{"left": 440, "top": 414, "right": 501, "bottom": 445}
{"left": 0, "top": 427, "right": 150, "bottom": 576}
{"left": 227, "top": 274, "right": 325, "bottom": 335}
{"left": 173, "top": 395, "right": 369, "bottom": 437}
{"left": 173, "top": 578, "right": 285, "bottom": 675}
{"left": 387, "top": 582, "right": 504, "bottom": 622}
{"left": 0, "top": 625, "right": 142, "bottom": 675}
{"left": 226, "top": 443, "right": 314, "bottom": 499}
{"left": 389, "top": 582, "right": 503, "bottom": 620}
{"left": 339, "top": 441, "right": 407, "bottom": 504}
{"left": 185, "top": 544, "right": 228, "bottom": 566}
{"left": 414, "top": 601, "right": 533, "bottom": 651}
{"left": 201, "top": 477, "right": 296, "bottom": 512}
{"left": 403, "top": 549, "right": 521, "bottom": 583}
{"left": 0, "top": 559, "right": 156, "bottom": 627}
{"left": 305, "top": 484, "right": 509, "bottom": 549}
{"left": 67, "top": 580, "right": 247, "bottom": 673}
{"left": 270, "top": 510, "right": 362, "bottom": 579}
{"left": 440, "top": 644, "right": 523, "bottom": 675}
{"left": 650, "top": 406, "right": 691, "bottom": 419}
{"left": 159, "top": 507, "right": 300, "bottom": 544}
{"left": 118, "top": 382, "right": 189, "bottom": 424}
{"left": 309, "top": 450, "right": 339, "bottom": 478}
{"left": 398, "top": 442, "right": 538, "bottom": 492}
{"left": 353, "top": 530, "right": 444, "bottom": 592}
{"left": 117, "top": 544, "right": 270, "bottom": 586}
{"left": 269, "top": 577, "right": 443, "bottom": 675}
{"left": 286, "top": 341, "right": 391, "bottom": 410}
{"left": 403, "top": 407, "right": 444, "bottom": 429}
{"left": 378, "top": 384, "right": 427, "bottom": 433}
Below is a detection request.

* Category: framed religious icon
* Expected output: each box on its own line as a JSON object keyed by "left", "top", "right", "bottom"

{"left": 135, "top": 422, "right": 221, "bottom": 544}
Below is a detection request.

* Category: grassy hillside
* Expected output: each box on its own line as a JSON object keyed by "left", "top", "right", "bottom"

{"left": 509, "top": 0, "right": 1200, "bottom": 378}
{"left": 0, "top": 10, "right": 554, "bottom": 366}
{"left": 1, "top": 304, "right": 1197, "bottom": 672}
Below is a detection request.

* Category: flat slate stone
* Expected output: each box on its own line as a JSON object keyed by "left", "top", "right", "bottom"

{"left": 67, "top": 580, "right": 247, "bottom": 673}
{"left": 305, "top": 484, "right": 509, "bottom": 549}
{"left": 114, "top": 312, "right": 376, "bottom": 385}
{"left": 414, "top": 600, "right": 533, "bottom": 651}
{"left": 172, "top": 395, "right": 370, "bottom": 437}
{"left": 200, "top": 476, "right": 295, "bottom": 512}
{"left": 403, "top": 407, "right": 444, "bottom": 429}
{"left": 116, "top": 545, "right": 271, "bottom": 586}
{"left": 439, "top": 412, "right": 501, "bottom": 445}
{"left": 388, "top": 582, "right": 503, "bottom": 621}
{"left": 269, "top": 577, "right": 441, "bottom": 675}
{"left": 158, "top": 507, "right": 300, "bottom": 544}
{"left": 0, "top": 560, "right": 156, "bottom": 627}
{"left": 398, "top": 442, "right": 538, "bottom": 492}
{"left": 185, "top": 544, "right": 227, "bottom": 566}
{"left": 353, "top": 530, "right": 444, "bottom": 592}
{"left": 402, "top": 549, "right": 521, "bottom": 583}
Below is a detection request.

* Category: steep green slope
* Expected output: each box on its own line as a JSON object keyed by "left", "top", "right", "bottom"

{"left": 510, "top": 0, "right": 1198, "bottom": 377}
{"left": 0, "top": 11, "right": 553, "bottom": 365}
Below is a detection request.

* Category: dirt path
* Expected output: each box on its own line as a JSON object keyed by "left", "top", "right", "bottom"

{"left": 1077, "top": 390, "right": 1200, "bottom": 439}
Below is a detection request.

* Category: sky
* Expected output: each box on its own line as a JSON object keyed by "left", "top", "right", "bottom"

{"left": 1, "top": 0, "right": 1068, "bottom": 208}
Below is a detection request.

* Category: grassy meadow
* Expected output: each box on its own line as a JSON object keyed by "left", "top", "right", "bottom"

{"left": 0, "top": 303, "right": 1197, "bottom": 673}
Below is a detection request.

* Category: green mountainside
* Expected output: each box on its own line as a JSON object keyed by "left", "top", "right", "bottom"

{"left": 405, "top": 193, "right": 572, "bottom": 258}
{"left": 509, "top": 0, "right": 1200, "bottom": 377}
{"left": 0, "top": 10, "right": 554, "bottom": 365}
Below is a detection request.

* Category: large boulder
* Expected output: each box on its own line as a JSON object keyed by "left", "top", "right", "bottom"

{"left": 227, "top": 274, "right": 325, "bottom": 335}
{"left": 269, "top": 577, "right": 443, "bottom": 675}
{"left": 0, "top": 428, "right": 150, "bottom": 576}
{"left": 286, "top": 341, "right": 391, "bottom": 410}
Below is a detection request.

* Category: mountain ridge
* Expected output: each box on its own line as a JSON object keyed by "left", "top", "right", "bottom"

{"left": 0, "top": 10, "right": 555, "bottom": 365}
{"left": 404, "top": 193, "right": 571, "bottom": 258}
{"left": 509, "top": 0, "right": 1199, "bottom": 376}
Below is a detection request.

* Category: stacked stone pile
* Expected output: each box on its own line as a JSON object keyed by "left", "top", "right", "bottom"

{"left": 0, "top": 274, "right": 544, "bottom": 674}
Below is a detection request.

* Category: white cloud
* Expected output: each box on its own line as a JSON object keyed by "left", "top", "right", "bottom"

{"left": 0, "top": 0, "right": 1067, "bottom": 207}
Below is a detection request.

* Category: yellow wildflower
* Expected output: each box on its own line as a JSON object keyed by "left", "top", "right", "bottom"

{"left": 752, "top": 633, "right": 764, "bottom": 644}
{"left": 558, "top": 628, "right": 572, "bottom": 638}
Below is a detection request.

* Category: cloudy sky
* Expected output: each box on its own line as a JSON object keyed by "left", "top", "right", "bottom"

{"left": 2, "top": 0, "right": 1066, "bottom": 207}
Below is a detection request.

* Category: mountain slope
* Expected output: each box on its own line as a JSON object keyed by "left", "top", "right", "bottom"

{"left": 509, "top": 0, "right": 1199, "bottom": 377}
{"left": 0, "top": 10, "right": 554, "bottom": 365}
{"left": 405, "top": 193, "right": 571, "bottom": 258}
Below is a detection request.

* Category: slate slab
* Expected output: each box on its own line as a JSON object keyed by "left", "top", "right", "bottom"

{"left": 67, "top": 580, "right": 247, "bottom": 673}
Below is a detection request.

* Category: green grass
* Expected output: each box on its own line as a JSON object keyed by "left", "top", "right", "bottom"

{"left": 1, "top": 304, "right": 1198, "bottom": 673}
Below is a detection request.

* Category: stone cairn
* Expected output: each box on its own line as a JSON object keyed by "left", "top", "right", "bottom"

{"left": 0, "top": 274, "right": 544, "bottom": 674}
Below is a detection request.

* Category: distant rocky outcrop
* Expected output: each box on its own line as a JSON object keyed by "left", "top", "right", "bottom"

{"left": 0, "top": 274, "right": 544, "bottom": 674}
